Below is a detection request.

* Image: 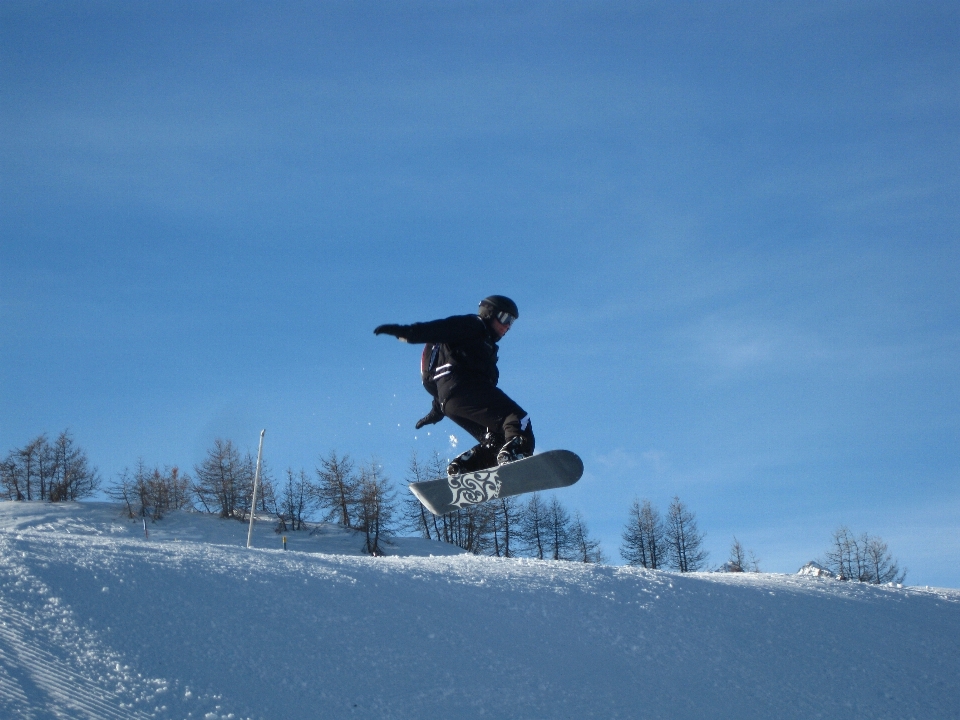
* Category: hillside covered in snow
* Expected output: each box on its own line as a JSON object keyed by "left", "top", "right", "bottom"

{"left": 1, "top": 501, "right": 957, "bottom": 719}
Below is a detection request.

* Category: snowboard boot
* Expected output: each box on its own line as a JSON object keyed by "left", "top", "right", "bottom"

{"left": 447, "top": 432, "right": 501, "bottom": 478}
{"left": 497, "top": 436, "right": 529, "bottom": 465}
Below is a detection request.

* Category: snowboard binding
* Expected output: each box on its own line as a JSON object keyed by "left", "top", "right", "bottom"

{"left": 447, "top": 432, "right": 502, "bottom": 478}
{"left": 496, "top": 436, "right": 529, "bottom": 465}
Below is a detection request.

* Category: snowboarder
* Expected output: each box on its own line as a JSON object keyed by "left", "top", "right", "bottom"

{"left": 374, "top": 295, "right": 535, "bottom": 478}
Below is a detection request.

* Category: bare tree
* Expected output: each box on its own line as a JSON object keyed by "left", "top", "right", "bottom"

{"left": 821, "top": 526, "right": 905, "bottom": 584}
{"left": 570, "top": 511, "right": 604, "bottom": 563}
{"left": 401, "top": 451, "right": 436, "bottom": 540}
{"left": 192, "top": 439, "right": 253, "bottom": 519}
{"left": 316, "top": 451, "right": 358, "bottom": 527}
{"left": 490, "top": 495, "right": 522, "bottom": 558}
{"left": 34, "top": 435, "right": 57, "bottom": 500}
{"left": 165, "top": 466, "right": 193, "bottom": 511}
{"left": 354, "top": 461, "right": 397, "bottom": 556}
{"left": 273, "top": 468, "right": 314, "bottom": 532}
{"left": 1, "top": 434, "right": 55, "bottom": 501}
{"left": 544, "top": 495, "right": 574, "bottom": 561}
{"left": 107, "top": 461, "right": 194, "bottom": 519}
{"left": 0, "top": 453, "right": 24, "bottom": 501}
{"left": 519, "top": 492, "right": 548, "bottom": 559}
{"left": 723, "top": 537, "right": 760, "bottom": 572}
{"left": 665, "top": 496, "right": 708, "bottom": 572}
{"left": 142, "top": 463, "right": 164, "bottom": 518}
{"left": 106, "top": 466, "right": 138, "bottom": 517}
{"left": 823, "top": 526, "right": 866, "bottom": 581}
{"left": 13, "top": 435, "right": 54, "bottom": 501}
{"left": 727, "top": 536, "right": 747, "bottom": 572}
{"left": 447, "top": 503, "right": 494, "bottom": 554}
{"left": 106, "top": 460, "right": 149, "bottom": 518}
{"left": 864, "top": 536, "right": 906, "bottom": 584}
{"left": 620, "top": 498, "right": 665, "bottom": 569}
{"left": 47, "top": 431, "right": 99, "bottom": 501}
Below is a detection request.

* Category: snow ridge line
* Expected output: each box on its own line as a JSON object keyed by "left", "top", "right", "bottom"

{"left": 0, "top": 645, "right": 32, "bottom": 718}
{"left": 0, "top": 536, "right": 153, "bottom": 720}
{"left": 0, "top": 605, "right": 149, "bottom": 720}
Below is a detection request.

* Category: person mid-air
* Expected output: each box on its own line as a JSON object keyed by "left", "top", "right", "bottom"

{"left": 374, "top": 295, "right": 534, "bottom": 478}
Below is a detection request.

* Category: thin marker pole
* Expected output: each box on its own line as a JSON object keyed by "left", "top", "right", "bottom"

{"left": 246, "top": 429, "right": 266, "bottom": 549}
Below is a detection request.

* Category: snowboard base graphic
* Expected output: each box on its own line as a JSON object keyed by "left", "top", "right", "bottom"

{"left": 409, "top": 450, "right": 583, "bottom": 516}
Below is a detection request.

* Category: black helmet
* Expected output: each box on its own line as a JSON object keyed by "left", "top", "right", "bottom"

{"left": 479, "top": 295, "right": 519, "bottom": 325}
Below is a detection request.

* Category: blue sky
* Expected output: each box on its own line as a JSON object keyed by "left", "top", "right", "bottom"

{"left": 3, "top": 2, "right": 958, "bottom": 585}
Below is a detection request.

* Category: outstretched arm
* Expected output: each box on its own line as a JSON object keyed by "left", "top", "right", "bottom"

{"left": 373, "top": 315, "right": 486, "bottom": 344}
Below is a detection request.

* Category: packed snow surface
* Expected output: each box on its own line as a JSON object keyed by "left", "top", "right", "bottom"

{"left": 1, "top": 502, "right": 957, "bottom": 719}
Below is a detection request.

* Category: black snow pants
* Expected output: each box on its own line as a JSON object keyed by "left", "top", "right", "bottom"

{"left": 441, "top": 383, "right": 535, "bottom": 459}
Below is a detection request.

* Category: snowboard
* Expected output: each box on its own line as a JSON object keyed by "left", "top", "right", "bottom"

{"left": 409, "top": 450, "right": 583, "bottom": 516}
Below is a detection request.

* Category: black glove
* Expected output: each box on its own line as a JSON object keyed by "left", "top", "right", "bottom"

{"left": 415, "top": 403, "right": 444, "bottom": 429}
{"left": 374, "top": 324, "right": 405, "bottom": 338}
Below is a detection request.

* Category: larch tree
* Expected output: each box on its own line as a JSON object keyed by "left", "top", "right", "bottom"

{"left": 0, "top": 434, "right": 54, "bottom": 501}
{"left": 45, "top": 431, "right": 100, "bottom": 502}
{"left": 355, "top": 461, "right": 397, "bottom": 556}
{"left": 490, "top": 495, "right": 522, "bottom": 558}
{"left": 545, "top": 495, "right": 574, "bottom": 561}
{"left": 864, "top": 535, "right": 906, "bottom": 584}
{"left": 273, "top": 468, "right": 314, "bottom": 532}
{"left": 192, "top": 439, "right": 253, "bottom": 519}
{"left": 665, "top": 496, "right": 708, "bottom": 572}
{"left": 570, "top": 510, "right": 604, "bottom": 563}
{"left": 620, "top": 498, "right": 665, "bottom": 569}
{"left": 727, "top": 536, "right": 747, "bottom": 572}
{"left": 519, "top": 492, "right": 548, "bottom": 560}
{"left": 315, "top": 450, "right": 358, "bottom": 528}
{"left": 401, "top": 451, "right": 436, "bottom": 541}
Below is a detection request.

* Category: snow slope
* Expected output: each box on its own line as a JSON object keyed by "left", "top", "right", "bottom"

{"left": 1, "top": 501, "right": 957, "bottom": 720}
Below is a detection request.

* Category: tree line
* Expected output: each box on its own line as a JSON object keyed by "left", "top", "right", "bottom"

{"left": 101, "top": 442, "right": 606, "bottom": 560}
{"left": 0, "top": 431, "right": 100, "bottom": 502}
{"left": 1, "top": 432, "right": 906, "bottom": 579}
{"left": 103, "top": 439, "right": 396, "bottom": 556}
{"left": 618, "top": 495, "right": 906, "bottom": 584}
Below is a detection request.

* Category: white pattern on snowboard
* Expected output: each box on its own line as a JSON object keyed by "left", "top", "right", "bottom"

{"left": 449, "top": 469, "right": 502, "bottom": 507}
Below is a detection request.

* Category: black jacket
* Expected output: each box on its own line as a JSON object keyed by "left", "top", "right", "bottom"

{"left": 396, "top": 315, "right": 500, "bottom": 398}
